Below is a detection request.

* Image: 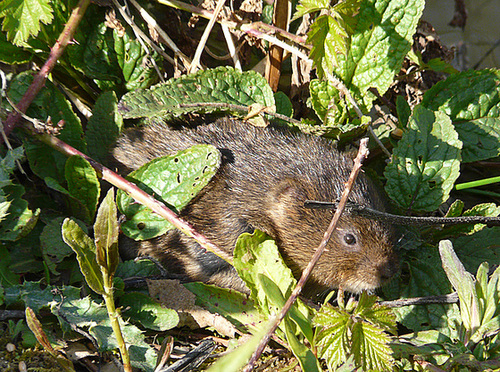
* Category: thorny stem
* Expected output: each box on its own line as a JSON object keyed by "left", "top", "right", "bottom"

{"left": 1, "top": 0, "right": 91, "bottom": 142}
{"left": 23, "top": 125, "right": 234, "bottom": 265}
{"left": 243, "top": 138, "right": 371, "bottom": 371}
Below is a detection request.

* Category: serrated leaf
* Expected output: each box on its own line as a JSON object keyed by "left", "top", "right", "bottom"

{"left": 0, "top": 146, "right": 24, "bottom": 188}
{"left": 118, "top": 66, "right": 275, "bottom": 119}
{"left": 335, "top": 0, "right": 424, "bottom": 109}
{"left": 352, "top": 321, "right": 394, "bottom": 371}
{"left": 116, "top": 144, "right": 221, "bottom": 240}
{"left": 86, "top": 91, "right": 123, "bottom": 164}
{"left": 8, "top": 72, "right": 86, "bottom": 184}
{"left": 62, "top": 218, "right": 104, "bottom": 294}
{"left": 421, "top": 69, "right": 500, "bottom": 162}
{"left": 292, "top": 0, "right": 330, "bottom": 20}
{"left": 120, "top": 292, "right": 179, "bottom": 331}
{"left": 437, "top": 203, "right": 500, "bottom": 238}
{"left": 385, "top": 106, "right": 462, "bottom": 211}
{"left": 0, "top": 0, "right": 53, "bottom": 46}
{"left": 314, "top": 304, "right": 351, "bottom": 369}
{"left": 65, "top": 155, "right": 100, "bottom": 223}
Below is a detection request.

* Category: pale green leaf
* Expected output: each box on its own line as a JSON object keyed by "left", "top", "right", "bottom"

{"left": 94, "top": 188, "right": 119, "bottom": 275}
{"left": 0, "top": 0, "right": 53, "bottom": 46}
{"left": 120, "top": 292, "right": 179, "bottom": 331}
{"left": 62, "top": 218, "right": 104, "bottom": 294}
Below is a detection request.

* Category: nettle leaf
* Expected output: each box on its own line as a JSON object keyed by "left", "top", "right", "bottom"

{"left": 336, "top": 0, "right": 424, "bottom": 108}
{"left": 86, "top": 91, "right": 123, "bottom": 164}
{"left": 65, "top": 156, "right": 100, "bottom": 223}
{"left": 385, "top": 106, "right": 462, "bottom": 212}
{"left": 351, "top": 321, "right": 394, "bottom": 371}
{"left": 0, "top": 0, "right": 53, "bottom": 46}
{"left": 0, "top": 146, "right": 24, "bottom": 188}
{"left": 308, "top": 79, "right": 371, "bottom": 138}
{"left": 292, "top": 0, "right": 330, "bottom": 20}
{"left": 8, "top": 72, "right": 86, "bottom": 185}
{"left": 94, "top": 188, "right": 119, "bottom": 275}
{"left": 62, "top": 218, "right": 104, "bottom": 295}
{"left": 421, "top": 69, "right": 500, "bottom": 162}
{"left": 118, "top": 66, "right": 275, "bottom": 119}
{"left": 435, "top": 203, "right": 500, "bottom": 238}
{"left": 116, "top": 144, "right": 221, "bottom": 240}
{"left": 314, "top": 304, "right": 350, "bottom": 370}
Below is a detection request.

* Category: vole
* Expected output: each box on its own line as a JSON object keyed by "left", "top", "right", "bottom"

{"left": 111, "top": 117, "right": 399, "bottom": 296}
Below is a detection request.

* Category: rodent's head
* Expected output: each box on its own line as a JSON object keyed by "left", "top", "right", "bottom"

{"left": 265, "top": 178, "right": 399, "bottom": 295}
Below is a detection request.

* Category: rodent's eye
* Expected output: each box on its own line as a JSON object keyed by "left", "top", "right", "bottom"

{"left": 344, "top": 233, "right": 357, "bottom": 245}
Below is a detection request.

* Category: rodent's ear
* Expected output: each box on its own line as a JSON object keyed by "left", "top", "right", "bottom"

{"left": 270, "top": 178, "right": 306, "bottom": 202}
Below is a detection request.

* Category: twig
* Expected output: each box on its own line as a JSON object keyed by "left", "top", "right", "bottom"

{"left": 1, "top": 0, "right": 91, "bottom": 142}
{"left": 20, "top": 120, "right": 234, "bottom": 265}
{"left": 303, "top": 201, "right": 500, "bottom": 227}
{"left": 243, "top": 138, "right": 371, "bottom": 371}
{"left": 176, "top": 102, "right": 302, "bottom": 125}
{"left": 380, "top": 293, "right": 459, "bottom": 308}
{"left": 221, "top": 24, "right": 241, "bottom": 70}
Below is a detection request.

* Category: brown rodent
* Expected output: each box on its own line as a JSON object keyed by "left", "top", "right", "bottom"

{"left": 111, "top": 117, "right": 399, "bottom": 296}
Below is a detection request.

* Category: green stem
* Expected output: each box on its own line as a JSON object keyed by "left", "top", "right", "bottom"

{"left": 102, "top": 270, "right": 132, "bottom": 372}
{"left": 455, "top": 175, "right": 500, "bottom": 190}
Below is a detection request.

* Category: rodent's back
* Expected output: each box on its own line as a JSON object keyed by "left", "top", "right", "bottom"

{"left": 111, "top": 117, "right": 399, "bottom": 295}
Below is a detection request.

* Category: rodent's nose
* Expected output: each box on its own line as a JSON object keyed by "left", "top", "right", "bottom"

{"left": 378, "top": 261, "right": 397, "bottom": 281}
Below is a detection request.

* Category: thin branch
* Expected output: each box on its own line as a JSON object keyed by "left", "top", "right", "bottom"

{"left": 1, "top": 0, "right": 92, "bottom": 142}
{"left": 304, "top": 201, "right": 500, "bottom": 227}
{"left": 243, "top": 138, "right": 371, "bottom": 371}
{"left": 221, "top": 24, "right": 241, "bottom": 70}
{"left": 380, "top": 293, "right": 459, "bottom": 308}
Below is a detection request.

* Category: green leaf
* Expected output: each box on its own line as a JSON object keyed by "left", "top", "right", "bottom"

{"left": 115, "top": 259, "right": 162, "bottom": 278}
{"left": 335, "top": 0, "right": 424, "bottom": 109}
{"left": 184, "top": 282, "right": 264, "bottom": 332}
{"left": 0, "top": 31, "right": 32, "bottom": 63}
{"left": 273, "top": 91, "right": 293, "bottom": 118}
{"left": 94, "top": 188, "right": 119, "bottom": 276}
{"left": 61, "top": 218, "right": 104, "bottom": 294}
{"left": 8, "top": 72, "right": 86, "bottom": 184}
{"left": 116, "top": 144, "right": 221, "bottom": 240}
{"left": 207, "top": 321, "right": 273, "bottom": 372}
{"left": 436, "top": 203, "right": 500, "bottom": 238}
{"left": 118, "top": 66, "right": 275, "bottom": 119}
{"left": 292, "top": 0, "right": 330, "bottom": 20}
{"left": 352, "top": 320, "right": 394, "bottom": 371}
{"left": 0, "top": 146, "right": 25, "bottom": 188}
{"left": 114, "top": 28, "right": 159, "bottom": 91}
{"left": 385, "top": 106, "right": 462, "bottom": 211}
{"left": 314, "top": 303, "right": 351, "bottom": 370}
{"left": 120, "top": 292, "right": 179, "bottom": 331}
{"left": 284, "top": 319, "right": 322, "bottom": 372}
{"left": 396, "top": 95, "right": 411, "bottom": 127}
{"left": 65, "top": 155, "right": 100, "bottom": 223}
{"left": 0, "top": 184, "right": 40, "bottom": 241}
{"left": 86, "top": 91, "right": 123, "bottom": 164}
{"left": 421, "top": 69, "right": 500, "bottom": 162}
{"left": 0, "top": 0, "right": 53, "bottom": 46}
{"left": 233, "top": 230, "right": 296, "bottom": 315}
{"left": 0, "top": 246, "right": 20, "bottom": 287}
{"left": 40, "top": 217, "right": 81, "bottom": 275}
{"left": 440, "top": 240, "right": 481, "bottom": 334}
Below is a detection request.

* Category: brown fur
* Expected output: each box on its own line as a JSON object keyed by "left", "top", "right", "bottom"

{"left": 111, "top": 117, "right": 399, "bottom": 296}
